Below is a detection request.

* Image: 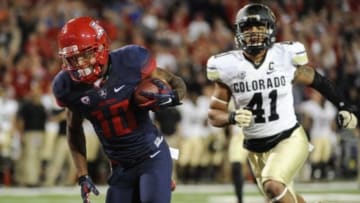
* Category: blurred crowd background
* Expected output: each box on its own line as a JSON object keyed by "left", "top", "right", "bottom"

{"left": 0, "top": 0, "right": 359, "bottom": 187}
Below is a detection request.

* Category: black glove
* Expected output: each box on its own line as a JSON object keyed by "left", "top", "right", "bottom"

{"left": 79, "top": 175, "right": 100, "bottom": 203}
{"left": 140, "top": 79, "right": 181, "bottom": 110}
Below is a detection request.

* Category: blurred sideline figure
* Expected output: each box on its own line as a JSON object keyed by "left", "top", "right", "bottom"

{"left": 0, "top": 87, "right": 18, "bottom": 186}
{"left": 153, "top": 107, "right": 181, "bottom": 181}
{"left": 15, "top": 82, "right": 47, "bottom": 187}
{"left": 44, "top": 109, "right": 76, "bottom": 186}
{"left": 177, "top": 88, "right": 209, "bottom": 183}
{"left": 207, "top": 3, "right": 358, "bottom": 203}
{"left": 298, "top": 90, "right": 338, "bottom": 181}
{"left": 200, "top": 84, "right": 227, "bottom": 182}
{"left": 228, "top": 126, "right": 249, "bottom": 203}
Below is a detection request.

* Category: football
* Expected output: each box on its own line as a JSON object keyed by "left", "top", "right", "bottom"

{"left": 133, "top": 78, "right": 171, "bottom": 107}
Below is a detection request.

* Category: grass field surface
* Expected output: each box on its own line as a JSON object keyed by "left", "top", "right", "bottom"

{"left": 0, "top": 181, "right": 359, "bottom": 203}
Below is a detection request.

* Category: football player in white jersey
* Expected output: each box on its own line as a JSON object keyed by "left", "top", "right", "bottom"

{"left": 206, "top": 3, "right": 358, "bottom": 203}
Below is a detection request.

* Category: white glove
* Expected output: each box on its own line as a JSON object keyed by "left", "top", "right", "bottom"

{"left": 229, "top": 108, "right": 253, "bottom": 127}
{"left": 337, "top": 110, "right": 358, "bottom": 129}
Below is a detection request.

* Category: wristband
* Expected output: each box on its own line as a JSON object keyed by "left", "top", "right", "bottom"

{"left": 228, "top": 111, "right": 236, "bottom": 125}
{"left": 78, "top": 175, "right": 89, "bottom": 185}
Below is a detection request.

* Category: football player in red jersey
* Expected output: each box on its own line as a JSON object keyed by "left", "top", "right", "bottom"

{"left": 52, "top": 16, "right": 186, "bottom": 203}
{"left": 206, "top": 3, "right": 358, "bottom": 203}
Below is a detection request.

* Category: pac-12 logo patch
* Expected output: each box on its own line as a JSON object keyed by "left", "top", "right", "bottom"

{"left": 98, "top": 89, "right": 107, "bottom": 98}
{"left": 81, "top": 96, "right": 90, "bottom": 105}
{"left": 239, "top": 71, "right": 246, "bottom": 80}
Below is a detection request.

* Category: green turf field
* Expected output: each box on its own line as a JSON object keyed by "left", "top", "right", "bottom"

{"left": 1, "top": 182, "right": 359, "bottom": 203}
{"left": 0, "top": 192, "right": 235, "bottom": 203}
{"left": 0, "top": 193, "right": 222, "bottom": 203}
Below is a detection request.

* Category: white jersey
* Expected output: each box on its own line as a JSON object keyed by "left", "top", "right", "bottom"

{"left": 298, "top": 100, "right": 337, "bottom": 139}
{"left": 0, "top": 96, "right": 18, "bottom": 157}
{"left": 178, "top": 96, "right": 210, "bottom": 138}
{"left": 0, "top": 97, "right": 18, "bottom": 132}
{"left": 207, "top": 41, "right": 308, "bottom": 139}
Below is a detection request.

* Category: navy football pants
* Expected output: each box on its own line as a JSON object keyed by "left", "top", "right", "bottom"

{"left": 106, "top": 141, "right": 172, "bottom": 203}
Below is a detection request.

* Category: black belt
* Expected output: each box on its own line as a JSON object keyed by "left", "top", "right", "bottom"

{"left": 243, "top": 123, "right": 300, "bottom": 153}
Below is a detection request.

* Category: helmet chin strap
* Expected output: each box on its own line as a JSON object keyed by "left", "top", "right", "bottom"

{"left": 244, "top": 44, "right": 267, "bottom": 57}
{"left": 243, "top": 48, "right": 267, "bottom": 66}
{"left": 245, "top": 47, "right": 264, "bottom": 56}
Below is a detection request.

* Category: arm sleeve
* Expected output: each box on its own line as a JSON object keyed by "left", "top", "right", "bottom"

{"left": 141, "top": 56, "right": 157, "bottom": 79}
{"left": 310, "top": 71, "right": 349, "bottom": 110}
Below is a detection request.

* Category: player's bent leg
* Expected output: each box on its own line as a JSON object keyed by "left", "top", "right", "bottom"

{"left": 106, "top": 164, "right": 140, "bottom": 203}
{"left": 263, "top": 180, "right": 295, "bottom": 203}
{"left": 260, "top": 126, "right": 309, "bottom": 203}
{"left": 140, "top": 172, "right": 171, "bottom": 203}
{"left": 140, "top": 141, "right": 172, "bottom": 203}
{"left": 106, "top": 185, "right": 139, "bottom": 203}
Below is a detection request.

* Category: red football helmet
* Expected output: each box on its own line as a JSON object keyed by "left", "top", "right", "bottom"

{"left": 57, "top": 16, "right": 110, "bottom": 84}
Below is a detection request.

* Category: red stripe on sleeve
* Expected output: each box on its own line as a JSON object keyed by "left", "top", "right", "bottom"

{"left": 141, "top": 57, "right": 157, "bottom": 79}
{"left": 55, "top": 99, "right": 66, "bottom": 107}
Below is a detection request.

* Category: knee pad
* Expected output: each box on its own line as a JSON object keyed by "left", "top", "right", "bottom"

{"left": 270, "top": 187, "right": 288, "bottom": 202}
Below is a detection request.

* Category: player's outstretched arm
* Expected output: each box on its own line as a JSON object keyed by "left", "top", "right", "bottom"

{"left": 66, "top": 109, "right": 99, "bottom": 202}
{"left": 293, "top": 65, "right": 358, "bottom": 129}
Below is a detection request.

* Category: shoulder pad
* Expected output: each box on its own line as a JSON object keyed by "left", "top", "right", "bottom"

{"left": 115, "top": 44, "right": 151, "bottom": 67}
{"left": 206, "top": 55, "right": 221, "bottom": 81}
{"left": 278, "top": 41, "right": 308, "bottom": 66}
{"left": 52, "top": 71, "right": 74, "bottom": 106}
{"left": 110, "top": 44, "right": 155, "bottom": 79}
{"left": 206, "top": 52, "right": 237, "bottom": 82}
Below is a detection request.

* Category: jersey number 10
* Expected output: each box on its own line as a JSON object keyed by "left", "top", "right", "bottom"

{"left": 91, "top": 99, "right": 137, "bottom": 138}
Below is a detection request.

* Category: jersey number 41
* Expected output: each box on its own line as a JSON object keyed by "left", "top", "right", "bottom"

{"left": 246, "top": 89, "right": 279, "bottom": 123}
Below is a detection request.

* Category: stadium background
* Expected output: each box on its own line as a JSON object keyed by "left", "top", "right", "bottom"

{"left": 0, "top": 0, "right": 359, "bottom": 202}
